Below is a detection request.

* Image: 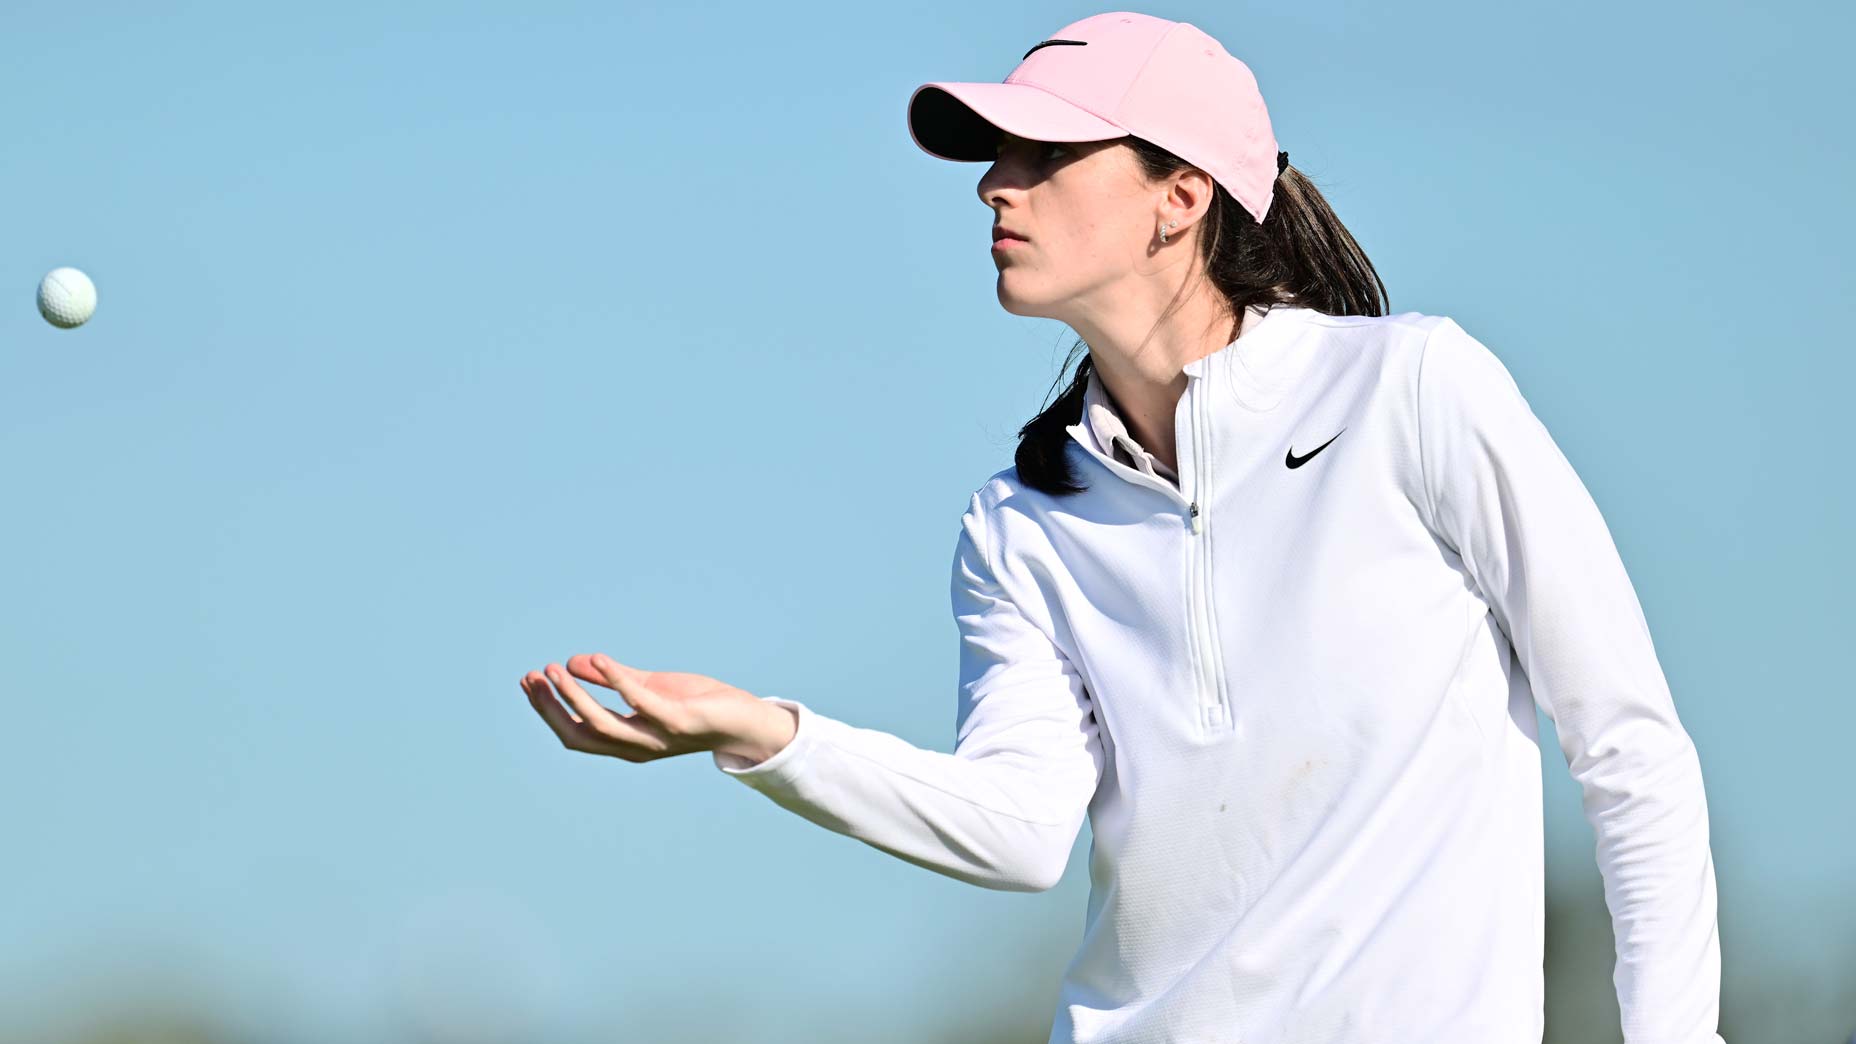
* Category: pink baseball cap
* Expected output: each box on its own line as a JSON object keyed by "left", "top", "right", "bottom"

{"left": 907, "top": 11, "right": 1286, "bottom": 225}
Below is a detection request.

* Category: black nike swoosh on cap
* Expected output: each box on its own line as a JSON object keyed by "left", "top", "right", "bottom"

{"left": 1023, "top": 39, "right": 1088, "bottom": 59}
{"left": 1285, "top": 428, "right": 1346, "bottom": 469}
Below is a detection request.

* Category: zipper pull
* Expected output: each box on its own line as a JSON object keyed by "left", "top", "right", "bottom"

{"left": 1188, "top": 502, "right": 1202, "bottom": 534}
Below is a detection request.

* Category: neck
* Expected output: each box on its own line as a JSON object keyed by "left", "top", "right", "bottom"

{"left": 1073, "top": 291, "right": 1254, "bottom": 475}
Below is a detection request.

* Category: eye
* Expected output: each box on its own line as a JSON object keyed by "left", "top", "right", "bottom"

{"left": 993, "top": 138, "right": 1069, "bottom": 163}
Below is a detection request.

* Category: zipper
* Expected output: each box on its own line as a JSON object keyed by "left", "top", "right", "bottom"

{"left": 1184, "top": 378, "right": 1228, "bottom": 732}
{"left": 1062, "top": 374, "right": 1231, "bottom": 734}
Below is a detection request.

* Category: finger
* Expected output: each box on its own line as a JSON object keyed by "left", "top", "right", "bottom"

{"left": 523, "top": 674, "right": 589, "bottom": 747}
{"left": 582, "top": 654, "right": 687, "bottom": 735}
{"left": 564, "top": 654, "right": 625, "bottom": 696}
{"left": 525, "top": 672, "right": 619, "bottom": 754}
{"left": 544, "top": 664, "right": 666, "bottom": 749}
{"left": 524, "top": 673, "right": 653, "bottom": 759}
{"left": 564, "top": 653, "right": 648, "bottom": 712}
{"left": 523, "top": 671, "right": 581, "bottom": 723}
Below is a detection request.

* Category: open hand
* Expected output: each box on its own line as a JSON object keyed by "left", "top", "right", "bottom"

{"left": 520, "top": 653, "right": 786, "bottom": 763}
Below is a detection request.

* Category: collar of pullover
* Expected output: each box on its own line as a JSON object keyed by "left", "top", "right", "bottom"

{"left": 1068, "top": 302, "right": 1314, "bottom": 477}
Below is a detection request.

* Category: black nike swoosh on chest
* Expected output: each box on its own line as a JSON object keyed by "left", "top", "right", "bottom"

{"left": 1285, "top": 427, "right": 1346, "bottom": 469}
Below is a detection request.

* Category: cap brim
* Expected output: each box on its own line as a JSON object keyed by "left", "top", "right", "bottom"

{"left": 907, "top": 82, "right": 1126, "bottom": 162}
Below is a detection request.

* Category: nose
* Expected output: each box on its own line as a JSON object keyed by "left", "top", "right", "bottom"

{"left": 977, "top": 161, "right": 1004, "bottom": 205}
{"left": 977, "top": 160, "right": 1028, "bottom": 215}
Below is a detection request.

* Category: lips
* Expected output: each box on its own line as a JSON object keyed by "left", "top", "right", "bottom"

{"left": 991, "top": 227, "right": 1029, "bottom": 242}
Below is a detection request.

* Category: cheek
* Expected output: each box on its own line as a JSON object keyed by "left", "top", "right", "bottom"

{"left": 1055, "top": 206, "right": 1131, "bottom": 262}
{"left": 1055, "top": 225, "right": 1129, "bottom": 277}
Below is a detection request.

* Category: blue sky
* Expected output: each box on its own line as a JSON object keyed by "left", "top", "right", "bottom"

{"left": 2, "top": 2, "right": 1850, "bottom": 1041}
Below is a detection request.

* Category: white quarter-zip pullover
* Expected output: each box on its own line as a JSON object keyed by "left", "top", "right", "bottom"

{"left": 713, "top": 304, "right": 1723, "bottom": 1043}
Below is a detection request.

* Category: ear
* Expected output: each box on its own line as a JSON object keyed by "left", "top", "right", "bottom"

{"left": 1165, "top": 168, "right": 1216, "bottom": 227}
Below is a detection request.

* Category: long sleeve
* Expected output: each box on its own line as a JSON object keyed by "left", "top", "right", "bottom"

{"left": 1414, "top": 318, "right": 1724, "bottom": 1043}
{"left": 710, "top": 491, "right": 1106, "bottom": 893}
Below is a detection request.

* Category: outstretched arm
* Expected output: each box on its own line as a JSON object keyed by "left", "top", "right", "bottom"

{"left": 710, "top": 491, "right": 1106, "bottom": 893}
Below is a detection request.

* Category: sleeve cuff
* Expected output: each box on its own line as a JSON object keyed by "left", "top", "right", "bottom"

{"left": 712, "top": 697, "right": 816, "bottom": 786}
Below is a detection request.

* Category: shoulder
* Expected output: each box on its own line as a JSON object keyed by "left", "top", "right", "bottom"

{"left": 1413, "top": 314, "right": 1527, "bottom": 412}
{"left": 955, "top": 464, "right": 1087, "bottom": 581}
{"left": 962, "top": 467, "right": 1021, "bottom": 521}
{"left": 1296, "top": 307, "right": 1450, "bottom": 351}
{"left": 958, "top": 466, "right": 1048, "bottom": 552}
{"left": 1301, "top": 307, "right": 1446, "bottom": 336}
{"left": 952, "top": 468, "right": 1022, "bottom": 557}
{"left": 1273, "top": 307, "right": 1459, "bottom": 388}
{"left": 1293, "top": 308, "right": 1520, "bottom": 405}
{"left": 964, "top": 460, "right": 1085, "bottom": 522}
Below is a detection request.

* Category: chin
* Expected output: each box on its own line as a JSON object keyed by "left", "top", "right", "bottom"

{"left": 995, "top": 280, "right": 1055, "bottom": 320}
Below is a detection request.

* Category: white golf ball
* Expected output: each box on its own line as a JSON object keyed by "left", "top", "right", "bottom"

{"left": 38, "top": 267, "right": 98, "bottom": 329}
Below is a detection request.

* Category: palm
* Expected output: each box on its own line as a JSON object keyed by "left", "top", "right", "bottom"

{"left": 566, "top": 655, "right": 743, "bottom": 711}
{"left": 559, "top": 653, "right": 768, "bottom": 745}
{"left": 524, "top": 653, "right": 779, "bottom": 763}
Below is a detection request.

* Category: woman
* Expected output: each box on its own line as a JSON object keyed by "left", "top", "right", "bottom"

{"left": 520, "top": 12, "right": 1724, "bottom": 1043}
